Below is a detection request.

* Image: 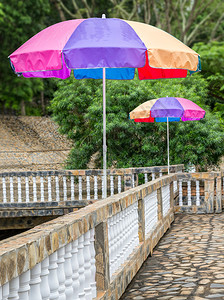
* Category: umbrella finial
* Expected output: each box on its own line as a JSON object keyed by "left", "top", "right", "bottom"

{"left": 102, "top": 14, "right": 106, "bottom": 18}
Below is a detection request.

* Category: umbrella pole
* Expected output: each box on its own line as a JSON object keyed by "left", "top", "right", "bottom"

{"left": 167, "top": 117, "right": 170, "bottom": 174}
{"left": 103, "top": 67, "right": 107, "bottom": 198}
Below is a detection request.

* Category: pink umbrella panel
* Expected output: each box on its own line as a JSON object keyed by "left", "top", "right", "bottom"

{"left": 130, "top": 97, "right": 206, "bottom": 173}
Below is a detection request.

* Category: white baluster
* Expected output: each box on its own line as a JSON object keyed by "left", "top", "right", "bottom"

{"left": 48, "top": 251, "right": 59, "bottom": 300}
{"left": 55, "top": 176, "right": 60, "bottom": 202}
{"left": 86, "top": 175, "right": 90, "bottom": 200}
{"left": 40, "top": 176, "right": 45, "bottom": 202}
{"left": 132, "top": 174, "right": 135, "bottom": 188}
{"left": 2, "top": 282, "right": 9, "bottom": 300}
{"left": 29, "top": 263, "right": 42, "bottom": 300}
{"left": 83, "top": 231, "right": 92, "bottom": 299}
{"left": 79, "top": 176, "right": 82, "bottom": 200}
{"left": 63, "top": 176, "right": 67, "bottom": 201}
{"left": 179, "top": 180, "right": 183, "bottom": 206}
{"left": 0, "top": 286, "right": 2, "bottom": 300}
{"left": 159, "top": 171, "right": 162, "bottom": 177}
{"left": 115, "top": 213, "right": 121, "bottom": 270}
{"left": 33, "top": 176, "right": 37, "bottom": 202}
{"left": 71, "top": 175, "right": 75, "bottom": 201}
{"left": 187, "top": 180, "right": 191, "bottom": 206}
{"left": 17, "top": 176, "right": 22, "bottom": 203}
{"left": 64, "top": 243, "right": 73, "bottom": 300}
{"left": 78, "top": 235, "right": 86, "bottom": 299}
{"left": 71, "top": 239, "right": 80, "bottom": 300}
{"left": 40, "top": 257, "right": 50, "bottom": 300}
{"left": 118, "top": 176, "right": 121, "bottom": 194}
{"left": 57, "top": 247, "right": 66, "bottom": 300}
{"left": 25, "top": 176, "right": 29, "bottom": 203}
{"left": 8, "top": 277, "right": 19, "bottom": 300}
{"left": 119, "top": 211, "right": 125, "bottom": 265}
{"left": 152, "top": 172, "right": 155, "bottom": 181}
{"left": 196, "top": 180, "right": 200, "bottom": 206}
{"left": 2, "top": 176, "right": 7, "bottom": 203}
{"left": 108, "top": 218, "right": 112, "bottom": 279}
{"left": 90, "top": 228, "right": 97, "bottom": 298}
{"left": 18, "top": 270, "right": 30, "bottom": 300}
{"left": 94, "top": 176, "right": 98, "bottom": 200}
{"left": 110, "top": 175, "right": 114, "bottom": 196}
{"left": 10, "top": 175, "right": 14, "bottom": 203}
{"left": 144, "top": 173, "right": 148, "bottom": 183}
{"left": 48, "top": 176, "right": 52, "bottom": 202}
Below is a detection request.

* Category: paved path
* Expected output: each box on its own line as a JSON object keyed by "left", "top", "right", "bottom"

{"left": 121, "top": 213, "right": 224, "bottom": 300}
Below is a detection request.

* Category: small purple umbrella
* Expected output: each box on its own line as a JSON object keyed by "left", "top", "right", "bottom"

{"left": 130, "top": 97, "right": 206, "bottom": 173}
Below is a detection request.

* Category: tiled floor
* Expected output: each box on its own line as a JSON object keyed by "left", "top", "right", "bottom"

{"left": 121, "top": 213, "right": 224, "bottom": 300}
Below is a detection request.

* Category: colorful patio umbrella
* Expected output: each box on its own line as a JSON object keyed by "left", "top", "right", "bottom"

{"left": 9, "top": 16, "right": 201, "bottom": 198}
{"left": 129, "top": 97, "right": 206, "bottom": 174}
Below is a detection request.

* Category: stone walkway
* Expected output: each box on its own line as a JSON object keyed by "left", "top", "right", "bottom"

{"left": 121, "top": 213, "right": 224, "bottom": 300}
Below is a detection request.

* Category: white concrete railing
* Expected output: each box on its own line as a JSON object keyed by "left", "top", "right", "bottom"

{"left": 0, "top": 228, "right": 97, "bottom": 300}
{"left": 0, "top": 174, "right": 176, "bottom": 300}
{"left": 0, "top": 165, "right": 183, "bottom": 203}
{"left": 108, "top": 202, "right": 139, "bottom": 279}
{"left": 177, "top": 179, "right": 202, "bottom": 207}
{"left": 162, "top": 185, "right": 170, "bottom": 216}
{"left": 144, "top": 190, "right": 158, "bottom": 236}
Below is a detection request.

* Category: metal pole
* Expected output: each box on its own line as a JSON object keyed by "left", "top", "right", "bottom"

{"left": 103, "top": 67, "right": 107, "bottom": 198}
{"left": 167, "top": 117, "right": 170, "bottom": 174}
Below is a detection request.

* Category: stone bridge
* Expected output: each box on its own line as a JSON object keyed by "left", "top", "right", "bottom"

{"left": 0, "top": 165, "right": 222, "bottom": 300}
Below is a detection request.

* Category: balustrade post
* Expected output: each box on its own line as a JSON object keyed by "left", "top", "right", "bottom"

{"left": 9, "top": 175, "right": 14, "bottom": 203}
{"left": 144, "top": 173, "right": 148, "bottom": 183}
{"left": 57, "top": 247, "right": 66, "bottom": 300}
{"left": 29, "top": 263, "right": 42, "bottom": 300}
{"left": 2, "top": 282, "right": 9, "bottom": 300}
{"left": 40, "top": 257, "right": 50, "bottom": 300}
{"left": 94, "top": 176, "right": 98, "bottom": 200}
{"left": 215, "top": 174, "right": 222, "bottom": 213}
{"left": 110, "top": 175, "right": 114, "bottom": 196}
{"left": 48, "top": 175, "right": 52, "bottom": 202}
{"left": 33, "top": 175, "right": 37, "bottom": 202}
{"left": 40, "top": 175, "right": 45, "bottom": 202}
{"left": 187, "top": 180, "right": 191, "bottom": 206}
{"left": 152, "top": 172, "right": 155, "bottom": 181}
{"left": 48, "top": 251, "right": 59, "bottom": 300}
{"left": 79, "top": 176, "right": 82, "bottom": 200}
{"left": 71, "top": 175, "right": 75, "bottom": 201}
{"left": 25, "top": 175, "right": 29, "bottom": 203}
{"left": 2, "top": 175, "right": 7, "bottom": 203}
{"left": 64, "top": 243, "right": 73, "bottom": 300}
{"left": 170, "top": 180, "right": 174, "bottom": 210}
{"left": 196, "top": 180, "right": 200, "bottom": 206}
{"left": 78, "top": 235, "right": 86, "bottom": 299}
{"left": 71, "top": 239, "right": 80, "bottom": 300}
{"left": 18, "top": 270, "right": 30, "bottom": 300}
{"left": 17, "top": 176, "right": 22, "bottom": 203}
{"left": 55, "top": 175, "right": 60, "bottom": 202}
{"left": 118, "top": 176, "right": 122, "bottom": 194}
{"left": 86, "top": 175, "right": 90, "bottom": 200}
{"left": 8, "top": 277, "right": 19, "bottom": 300}
{"left": 90, "top": 228, "right": 97, "bottom": 298}
{"left": 63, "top": 176, "right": 67, "bottom": 201}
{"left": 83, "top": 231, "right": 93, "bottom": 299}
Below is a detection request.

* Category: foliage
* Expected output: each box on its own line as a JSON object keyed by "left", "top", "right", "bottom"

{"left": 0, "top": 0, "right": 51, "bottom": 114}
{"left": 51, "top": 73, "right": 224, "bottom": 171}
{"left": 193, "top": 42, "right": 224, "bottom": 108}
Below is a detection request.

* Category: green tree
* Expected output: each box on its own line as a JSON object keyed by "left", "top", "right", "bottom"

{"left": 51, "top": 73, "right": 224, "bottom": 171}
{"left": 0, "top": 0, "right": 51, "bottom": 115}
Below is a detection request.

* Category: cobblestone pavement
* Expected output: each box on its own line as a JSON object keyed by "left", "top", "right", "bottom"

{"left": 121, "top": 213, "right": 224, "bottom": 300}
